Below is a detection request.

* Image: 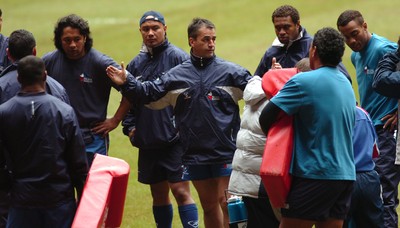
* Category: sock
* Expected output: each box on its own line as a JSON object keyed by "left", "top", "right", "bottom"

{"left": 178, "top": 203, "right": 199, "bottom": 228}
{"left": 152, "top": 204, "right": 173, "bottom": 228}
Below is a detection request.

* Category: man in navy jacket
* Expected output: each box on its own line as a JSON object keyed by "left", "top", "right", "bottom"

{"left": 107, "top": 17, "right": 252, "bottom": 228}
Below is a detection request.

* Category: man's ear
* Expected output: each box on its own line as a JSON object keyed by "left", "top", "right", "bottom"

{"left": 17, "top": 73, "right": 22, "bottom": 84}
{"left": 42, "top": 70, "right": 47, "bottom": 81}
{"left": 32, "top": 47, "right": 37, "bottom": 56}
{"left": 296, "top": 20, "right": 301, "bottom": 31}
{"left": 6, "top": 48, "right": 14, "bottom": 62}
{"left": 188, "top": 37, "right": 194, "bottom": 48}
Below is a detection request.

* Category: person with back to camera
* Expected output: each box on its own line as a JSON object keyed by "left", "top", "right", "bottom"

{"left": 0, "top": 55, "right": 88, "bottom": 228}
{"left": 259, "top": 27, "right": 356, "bottom": 228}
{"left": 106, "top": 17, "right": 252, "bottom": 228}
{"left": 122, "top": 10, "right": 198, "bottom": 228}
{"left": 228, "top": 58, "right": 310, "bottom": 228}
{"left": 344, "top": 105, "right": 384, "bottom": 228}
{"left": 0, "top": 28, "right": 71, "bottom": 228}
{"left": 337, "top": 10, "right": 400, "bottom": 228}
{"left": 42, "top": 14, "right": 131, "bottom": 167}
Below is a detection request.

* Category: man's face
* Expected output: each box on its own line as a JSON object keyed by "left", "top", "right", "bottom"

{"left": 338, "top": 20, "right": 369, "bottom": 52}
{"left": 140, "top": 20, "right": 166, "bottom": 48}
{"left": 61, "top": 26, "right": 86, "bottom": 60}
{"left": 273, "top": 16, "right": 300, "bottom": 45}
{"left": 189, "top": 26, "right": 216, "bottom": 58}
{"left": 0, "top": 15, "right": 3, "bottom": 32}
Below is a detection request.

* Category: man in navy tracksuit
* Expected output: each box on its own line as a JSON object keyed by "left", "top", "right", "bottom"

{"left": 107, "top": 18, "right": 252, "bottom": 228}
{"left": 0, "top": 29, "right": 71, "bottom": 228}
{"left": 122, "top": 11, "right": 198, "bottom": 228}
{"left": 0, "top": 56, "right": 88, "bottom": 228}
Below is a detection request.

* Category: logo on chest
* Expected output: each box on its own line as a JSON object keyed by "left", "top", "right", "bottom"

{"left": 79, "top": 73, "right": 93, "bottom": 83}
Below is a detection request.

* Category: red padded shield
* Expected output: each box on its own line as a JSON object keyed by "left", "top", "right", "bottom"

{"left": 260, "top": 68, "right": 298, "bottom": 208}
{"left": 72, "top": 154, "right": 130, "bottom": 228}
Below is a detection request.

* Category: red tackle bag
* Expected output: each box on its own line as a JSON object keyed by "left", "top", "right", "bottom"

{"left": 72, "top": 154, "right": 130, "bottom": 228}
{"left": 260, "top": 68, "right": 298, "bottom": 208}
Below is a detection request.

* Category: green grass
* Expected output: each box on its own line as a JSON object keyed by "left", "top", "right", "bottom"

{"left": 2, "top": 0, "right": 400, "bottom": 227}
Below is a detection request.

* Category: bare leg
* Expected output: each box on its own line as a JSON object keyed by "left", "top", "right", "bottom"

{"left": 150, "top": 181, "right": 171, "bottom": 206}
{"left": 169, "top": 180, "right": 195, "bottom": 206}
{"left": 192, "top": 176, "right": 230, "bottom": 228}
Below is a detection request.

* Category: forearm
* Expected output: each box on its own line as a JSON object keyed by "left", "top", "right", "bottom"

{"left": 111, "top": 96, "right": 131, "bottom": 124}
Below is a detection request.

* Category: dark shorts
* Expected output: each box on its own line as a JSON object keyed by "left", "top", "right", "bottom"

{"left": 182, "top": 164, "right": 232, "bottom": 181}
{"left": 281, "top": 176, "right": 354, "bottom": 221}
{"left": 138, "top": 143, "right": 185, "bottom": 184}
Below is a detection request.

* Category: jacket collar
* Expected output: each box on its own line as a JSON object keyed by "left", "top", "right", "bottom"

{"left": 272, "top": 26, "right": 306, "bottom": 49}
{"left": 0, "top": 62, "right": 17, "bottom": 77}
{"left": 143, "top": 39, "right": 169, "bottom": 58}
{"left": 190, "top": 49, "right": 215, "bottom": 68}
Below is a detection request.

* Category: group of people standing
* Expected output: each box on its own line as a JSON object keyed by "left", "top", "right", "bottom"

{"left": 0, "top": 4, "right": 400, "bottom": 228}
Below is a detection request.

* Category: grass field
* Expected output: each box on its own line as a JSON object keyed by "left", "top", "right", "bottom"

{"left": 2, "top": 0, "right": 400, "bottom": 227}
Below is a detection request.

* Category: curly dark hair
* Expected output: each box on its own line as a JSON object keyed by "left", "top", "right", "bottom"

{"left": 271, "top": 5, "right": 300, "bottom": 24}
{"left": 53, "top": 14, "right": 93, "bottom": 53}
{"left": 312, "top": 27, "right": 345, "bottom": 66}
{"left": 336, "top": 10, "right": 364, "bottom": 28}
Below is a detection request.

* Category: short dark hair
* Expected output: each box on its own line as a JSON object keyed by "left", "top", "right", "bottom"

{"left": 8, "top": 29, "right": 36, "bottom": 60}
{"left": 53, "top": 14, "right": 93, "bottom": 53}
{"left": 0, "top": 9, "right": 2, "bottom": 17}
{"left": 272, "top": 5, "right": 300, "bottom": 24}
{"left": 17, "top": 55, "right": 45, "bottom": 85}
{"left": 337, "top": 10, "right": 364, "bottom": 28}
{"left": 187, "top": 17, "right": 215, "bottom": 40}
{"left": 312, "top": 27, "right": 345, "bottom": 66}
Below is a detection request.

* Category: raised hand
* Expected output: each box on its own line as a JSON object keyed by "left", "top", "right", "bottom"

{"left": 271, "top": 57, "right": 282, "bottom": 69}
{"left": 106, "top": 62, "right": 127, "bottom": 86}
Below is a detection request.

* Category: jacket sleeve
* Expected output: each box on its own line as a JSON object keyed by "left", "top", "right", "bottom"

{"left": 254, "top": 53, "right": 271, "bottom": 77}
{"left": 65, "top": 109, "right": 88, "bottom": 200}
{"left": 0, "top": 140, "right": 9, "bottom": 192}
{"left": 121, "top": 108, "right": 136, "bottom": 136}
{"left": 373, "top": 51, "right": 400, "bottom": 98}
{"left": 120, "top": 74, "right": 170, "bottom": 109}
